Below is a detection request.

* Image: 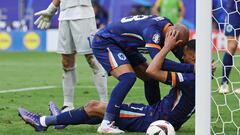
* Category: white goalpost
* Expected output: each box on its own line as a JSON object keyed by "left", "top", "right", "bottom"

{"left": 196, "top": 0, "right": 212, "bottom": 135}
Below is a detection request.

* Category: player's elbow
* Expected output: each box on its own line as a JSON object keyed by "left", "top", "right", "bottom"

{"left": 146, "top": 67, "right": 158, "bottom": 78}
{"left": 146, "top": 68, "right": 166, "bottom": 82}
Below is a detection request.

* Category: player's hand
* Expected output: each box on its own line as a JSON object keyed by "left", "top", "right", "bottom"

{"left": 34, "top": 3, "right": 58, "bottom": 29}
{"left": 164, "top": 30, "right": 182, "bottom": 50}
{"left": 212, "top": 60, "right": 217, "bottom": 75}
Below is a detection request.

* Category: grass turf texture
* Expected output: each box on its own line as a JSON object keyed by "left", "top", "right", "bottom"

{"left": 0, "top": 52, "right": 238, "bottom": 135}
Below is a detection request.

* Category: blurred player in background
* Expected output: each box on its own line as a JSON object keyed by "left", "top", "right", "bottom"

{"left": 212, "top": 0, "right": 227, "bottom": 30}
{"left": 219, "top": 0, "right": 240, "bottom": 94}
{"left": 151, "top": 0, "right": 185, "bottom": 24}
{"left": 34, "top": 0, "right": 108, "bottom": 111}
{"left": 92, "top": 0, "right": 108, "bottom": 29}
{"left": 18, "top": 39, "right": 198, "bottom": 134}
{"left": 91, "top": 15, "right": 193, "bottom": 133}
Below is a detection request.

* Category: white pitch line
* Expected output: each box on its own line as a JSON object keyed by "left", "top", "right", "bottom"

{"left": 0, "top": 86, "right": 58, "bottom": 94}
{"left": 0, "top": 85, "right": 144, "bottom": 94}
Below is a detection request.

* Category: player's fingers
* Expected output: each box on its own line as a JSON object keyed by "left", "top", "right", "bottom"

{"left": 34, "top": 16, "right": 43, "bottom": 25}
{"left": 37, "top": 20, "right": 44, "bottom": 29}
{"left": 44, "top": 21, "right": 50, "bottom": 29}
{"left": 41, "top": 21, "right": 47, "bottom": 29}
{"left": 168, "top": 30, "right": 173, "bottom": 37}
{"left": 174, "top": 31, "right": 180, "bottom": 39}
{"left": 166, "top": 31, "right": 170, "bottom": 38}
{"left": 171, "top": 30, "right": 177, "bottom": 37}
{"left": 45, "top": 22, "right": 51, "bottom": 29}
{"left": 34, "top": 10, "right": 46, "bottom": 16}
{"left": 169, "top": 30, "right": 174, "bottom": 36}
{"left": 174, "top": 30, "right": 179, "bottom": 37}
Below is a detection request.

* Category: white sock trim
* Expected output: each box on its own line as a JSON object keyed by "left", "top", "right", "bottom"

{"left": 63, "top": 102, "right": 74, "bottom": 107}
{"left": 101, "top": 120, "right": 110, "bottom": 127}
{"left": 39, "top": 116, "right": 47, "bottom": 127}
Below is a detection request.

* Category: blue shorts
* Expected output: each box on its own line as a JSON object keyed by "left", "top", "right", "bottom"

{"left": 225, "top": 12, "right": 240, "bottom": 37}
{"left": 92, "top": 36, "right": 146, "bottom": 74}
{"left": 116, "top": 103, "right": 159, "bottom": 132}
{"left": 115, "top": 90, "right": 177, "bottom": 132}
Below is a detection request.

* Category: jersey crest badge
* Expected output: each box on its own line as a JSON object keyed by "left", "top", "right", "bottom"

{"left": 152, "top": 34, "right": 160, "bottom": 44}
{"left": 118, "top": 53, "right": 127, "bottom": 61}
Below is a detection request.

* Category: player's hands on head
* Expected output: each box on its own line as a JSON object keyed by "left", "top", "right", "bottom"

{"left": 34, "top": 3, "right": 57, "bottom": 29}
{"left": 164, "top": 30, "right": 183, "bottom": 50}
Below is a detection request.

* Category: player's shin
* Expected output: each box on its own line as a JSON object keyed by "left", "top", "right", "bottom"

{"left": 45, "top": 108, "right": 101, "bottom": 126}
{"left": 144, "top": 79, "right": 160, "bottom": 105}
{"left": 92, "top": 71, "right": 108, "bottom": 102}
{"left": 102, "top": 73, "right": 136, "bottom": 125}
{"left": 41, "top": 116, "right": 57, "bottom": 127}
{"left": 62, "top": 66, "right": 76, "bottom": 108}
{"left": 222, "top": 52, "right": 233, "bottom": 84}
{"left": 86, "top": 55, "right": 108, "bottom": 102}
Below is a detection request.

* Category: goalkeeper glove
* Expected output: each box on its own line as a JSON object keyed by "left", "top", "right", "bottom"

{"left": 34, "top": 3, "right": 58, "bottom": 29}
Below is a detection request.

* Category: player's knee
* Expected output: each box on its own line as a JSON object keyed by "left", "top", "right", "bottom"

{"left": 84, "top": 100, "right": 103, "bottom": 116}
{"left": 128, "top": 73, "right": 137, "bottom": 83}
{"left": 227, "top": 45, "right": 237, "bottom": 55}
{"left": 62, "top": 54, "right": 75, "bottom": 68}
{"left": 85, "top": 100, "right": 101, "bottom": 110}
{"left": 62, "top": 59, "right": 75, "bottom": 68}
{"left": 85, "top": 54, "right": 105, "bottom": 75}
{"left": 119, "top": 73, "right": 137, "bottom": 85}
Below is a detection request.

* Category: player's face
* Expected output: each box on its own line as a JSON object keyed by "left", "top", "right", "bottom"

{"left": 182, "top": 46, "right": 195, "bottom": 64}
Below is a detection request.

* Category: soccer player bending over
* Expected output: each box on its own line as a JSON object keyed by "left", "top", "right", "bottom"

{"left": 18, "top": 37, "right": 201, "bottom": 133}
{"left": 90, "top": 15, "right": 194, "bottom": 133}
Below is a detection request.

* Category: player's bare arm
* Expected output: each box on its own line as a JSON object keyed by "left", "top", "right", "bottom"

{"left": 151, "top": 0, "right": 160, "bottom": 16}
{"left": 178, "top": 0, "right": 185, "bottom": 22}
{"left": 146, "top": 30, "right": 180, "bottom": 82}
{"left": 52, "top": 0, "right": 60, "bottom": 7}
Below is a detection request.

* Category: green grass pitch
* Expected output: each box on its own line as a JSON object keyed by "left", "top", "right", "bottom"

{"left": 0, "top": 52, "right": 238, "bottom": 135}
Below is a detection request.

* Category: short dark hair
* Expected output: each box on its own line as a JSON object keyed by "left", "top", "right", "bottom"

{"left": 186, "top": 39, "right": 196, "bottom": 52}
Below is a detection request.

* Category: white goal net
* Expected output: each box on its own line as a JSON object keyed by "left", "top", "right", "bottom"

{"left": 211, "top": 0, "right": 240, "bottom": 135}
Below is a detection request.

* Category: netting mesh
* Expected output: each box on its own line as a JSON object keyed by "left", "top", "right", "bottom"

{"left": 211, "top": 0, "right": 240, "bottom": 135}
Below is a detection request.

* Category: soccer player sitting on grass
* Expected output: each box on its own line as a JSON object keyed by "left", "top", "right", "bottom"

{"left": 18, "top": 38, "right": 203, "bottom": 133}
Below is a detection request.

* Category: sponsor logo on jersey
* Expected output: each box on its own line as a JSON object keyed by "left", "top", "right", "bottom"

{"left": 152, "top": 34, "right": 160, "bottom": 44}
{"left": 24, "top": 32, "right": 40, "bottom": 50}
{"left": 0, "top": 32, "right": 12, "bottom": 50}
{"left": 118, "top": 53, "right": 127, "bottom": 61}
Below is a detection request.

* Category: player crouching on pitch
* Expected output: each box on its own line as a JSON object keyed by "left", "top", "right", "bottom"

{"left": 18, "top": 38, "right": 216, "bottom": 134}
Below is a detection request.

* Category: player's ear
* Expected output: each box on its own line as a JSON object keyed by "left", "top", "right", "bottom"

{"left": 176, "top": 40, "right": 184, "bottom": 46}
{"left": 191, "top": 53, "right": 196, "bottom": 62}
